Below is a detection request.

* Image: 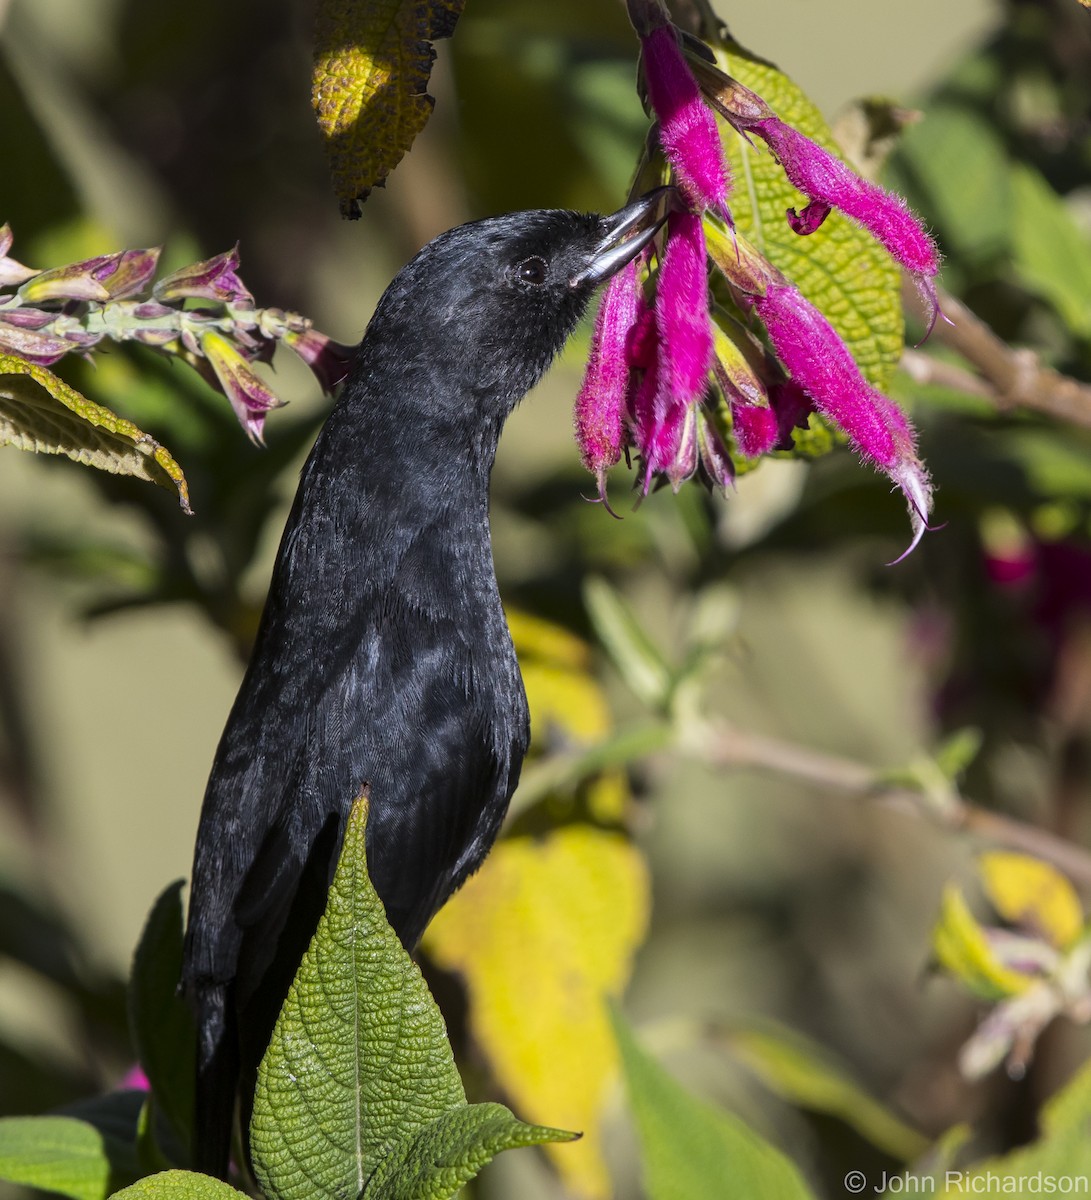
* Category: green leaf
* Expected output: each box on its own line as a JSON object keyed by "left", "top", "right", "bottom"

{"left": 713, "top": 37, "right": 904, "bottom": 390}
{"left": 0, "top": 355, "right": 191, "bottom": 511}
{"left": 932, "top": 727, "right": 984, "bottom": 782}
{"left": 110, "top": 1169, "right": 250, "bottom": 1200}
{"left": 363, "top": 1103, "right": 576, "bottom": 1200}
{"left": 312, "top": 0, "right": 465, "bottom": 217}
{"left": 935, "top": 1054, "right": 1091, "bottom": 1196}
{"left": 727, "top": 1024, "right": 928, "bottom": 1163}
{"left": 0, "top": 1115, "right": 131, "bottom": 1200}
{"left": 612, "top": 1010, "right": 816, "bottom": 1200}
{"left": 128, "top": 882, "right": 197, "bottom": 1155}
{"left": 424, "top": 828, "right": 648, "bottom": 1197}
{"left": 250, "top": 795, "right": 466, "bottom": 1200}
{"left": 583, "top": 576, "right": 673, "bottom": 711}
{"left": 1011, "top": 162, "right": 1091, "bottom": 339}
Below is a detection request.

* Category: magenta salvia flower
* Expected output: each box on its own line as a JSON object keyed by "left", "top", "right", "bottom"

{"left": 655, "top": 210, "right": 713, "bottom": 411}
{"left": 753, "top": 281, "right": 932, "bottom": 557}
{"left": 574, "top": 256, "right": 642, "bottom": 494}
{"left": 571, "top": 10, "right": 942, "bottom": 558}
{"left": 747, "top": 117, "right": 942, "bottom": 331}
{"left": 638, "top": 20, "right": 731, "bottom": 215}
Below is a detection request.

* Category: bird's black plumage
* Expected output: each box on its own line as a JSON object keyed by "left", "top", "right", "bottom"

{"left": 181, "top": 194, "right": 669, "bottom": 1177}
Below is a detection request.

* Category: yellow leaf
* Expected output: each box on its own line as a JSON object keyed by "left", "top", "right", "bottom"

{"left": 0, "top": 354, "right": 191, "bottom": 511}
{"left": 510, "top": 609, "right": 630, "bottom": 824}
{"left": 312, "top": 0, "right": 464, "bottom": 217}
{"left": 507, "top": 608, "right": 592, "bottom": 672}
{"left": 933, "top": 884, "right": 1031, "bottom": 1000}
{"left": 979, "top": 852, "right": 1084, "bottom": 950}
{"left": 424, "top": 827, "right": 651, "bottom": 1199}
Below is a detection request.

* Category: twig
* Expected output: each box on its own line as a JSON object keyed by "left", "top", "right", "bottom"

{"left": 904, "top": 283, "right": 1091, "bottom": 430}
{"left": 694, "top": 718, "right": 1091, "bottom": 887}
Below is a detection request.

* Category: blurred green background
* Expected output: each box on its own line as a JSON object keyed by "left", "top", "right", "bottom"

{"left": 6, "top": 0, "right": 1091, "bottom": 1195}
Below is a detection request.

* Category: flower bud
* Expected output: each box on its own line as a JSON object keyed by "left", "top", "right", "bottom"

{"left": 155, "top": 247, "right": 253, "bottom": 305}
{"left": 283, "top": 327, "right": 355, "bottom": 394}
{"left": 0, "top": 224, "right": 36, "bottom": 287}
{"left": 200, "top": 330, "right": 284, "bottom": 444}
{"left": 0, "top": 308, "right": 90, "bottom": 364}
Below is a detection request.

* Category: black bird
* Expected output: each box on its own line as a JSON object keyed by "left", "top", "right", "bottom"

{"left": 181, "top": 190, "right": 669, "bottom": 1177}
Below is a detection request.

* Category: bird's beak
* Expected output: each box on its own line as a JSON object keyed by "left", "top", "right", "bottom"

{"left": 570, "top": 186, "right": 677, "bottom": 288}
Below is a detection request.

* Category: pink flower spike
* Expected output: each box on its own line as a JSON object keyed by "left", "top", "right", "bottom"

{"left": 639, "top": 24, "right": 731, "bottom": 215}
{"left": 574, "top": 257, "right": 641, "bottom": 481}
{"left": 655, "top": 211, "right": 713, "bottom": 410}
{"left": 749, "top": 116, "right": 941, "bottom": 327}
{"left": 754, "top": 282, "right": 934, "bottom": 556}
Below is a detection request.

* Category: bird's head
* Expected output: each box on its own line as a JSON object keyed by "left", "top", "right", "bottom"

{"left": 363, "top": 190, "right": 673, "bottom": 426}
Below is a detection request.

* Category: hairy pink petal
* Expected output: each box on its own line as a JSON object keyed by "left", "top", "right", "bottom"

{"left": 640, "top": 25, "right": 731, "bottom": 213}
{"left": 574, "top": 258, "right": 641, "bottom": 476}
{"left": 752, "top": 119, "right": 938, "bottom": 274}
{"left": 655, "top": 211, "right": 712, "bottom": 411}
{"left": 750, "top": 117, "right": 941, "bottom": 328}
{"left": 755, "top": 283, "right": 896, "bottom": 467}
{"left": 755, "top": 282, "right": 932, "bottom": 556}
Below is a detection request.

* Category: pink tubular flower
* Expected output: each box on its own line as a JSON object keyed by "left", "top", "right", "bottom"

{"left": 754, "top": 282, "right": 932, "bottom": 558}
{"left": 637, "top": 21, "right": 731, "bottom": 215}
{"left": 747, "top": 117, "right": 942, "bottom": 331}
{"left": 655, "top": 210, "right": 712, "bottom": 410}
{"left": 574, "top": 256, "right": 642, "bottom": 498}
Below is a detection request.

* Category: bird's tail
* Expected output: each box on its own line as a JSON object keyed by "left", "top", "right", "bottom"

{"left": 193, "top": 981, "right": 239, "bottom": 1180}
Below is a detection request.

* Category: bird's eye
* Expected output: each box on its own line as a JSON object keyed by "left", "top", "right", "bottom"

{"left": 516, "top": 256, "right": 548, "bottom": 286}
